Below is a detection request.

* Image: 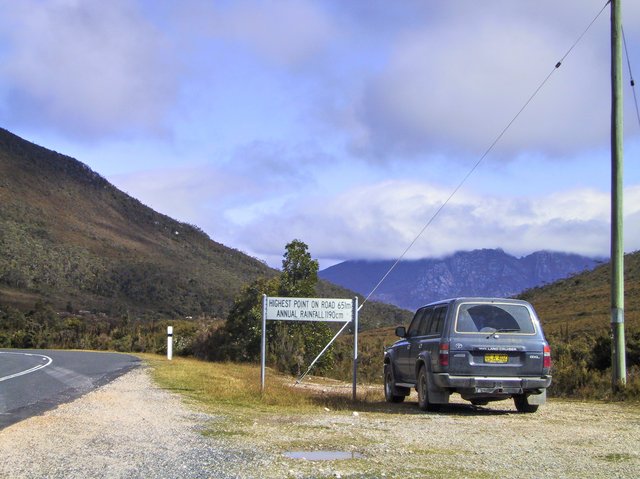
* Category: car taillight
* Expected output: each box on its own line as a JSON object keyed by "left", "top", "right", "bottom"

{"left": 543, "top": 344, "right": 552, "bottom": 369}
{"left": 439, "top": 342, "right": 449, "bottom": 367}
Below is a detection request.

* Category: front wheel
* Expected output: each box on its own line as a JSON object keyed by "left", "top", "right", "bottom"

{"left": 417, "top": 366, "right": 440, "bottom": 412}
{"left": 384, "top": 365, "right": 405, "bottom": 403}
{"left": 513, "top": 394, "right": 539, "bottom": 413}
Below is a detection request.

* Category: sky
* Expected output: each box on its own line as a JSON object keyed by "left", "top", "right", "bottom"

{"left": 1, "top": 0, "right": 639, "bottom": 269}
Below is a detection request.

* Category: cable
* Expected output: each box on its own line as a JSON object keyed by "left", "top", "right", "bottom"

{"left": 622, "top": 25, "right": 640, "bottom": 130}
{"left": 358, "top": 2, "right": 610, "bottom": 312}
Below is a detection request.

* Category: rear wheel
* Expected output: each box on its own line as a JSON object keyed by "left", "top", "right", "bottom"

{"left": 513, "top": 394, "right": 539, "bottom": 413}
{"left": 384, "top": 365, "right": 405, "bottom": 403}
{"left": 417, "top": 366, "right": 440, "bottom": 412}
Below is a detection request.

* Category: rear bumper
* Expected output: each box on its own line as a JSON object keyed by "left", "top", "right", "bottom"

{"left": 432, "top": 373, "right": 552, "bottom": 395}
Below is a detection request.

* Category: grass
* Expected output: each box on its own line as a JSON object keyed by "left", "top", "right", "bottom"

{"left": 139, "top": 353, "right": 381, "bottom": 415}
{"left": 601, "top": 453, "right": 635, "bottom": 463}
{"left": 140, "top": 353, "right": 415, "bottom": 477}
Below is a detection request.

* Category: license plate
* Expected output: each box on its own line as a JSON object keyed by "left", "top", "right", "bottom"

{"left": 484, "top": 354, "right": 508, "bottom": 364}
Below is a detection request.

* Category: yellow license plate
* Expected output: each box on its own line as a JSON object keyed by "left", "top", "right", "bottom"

{"left": 484, "top": 354, "right": 508, "bottom": 364}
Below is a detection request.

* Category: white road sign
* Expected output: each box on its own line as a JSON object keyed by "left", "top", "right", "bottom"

{"left": 265, "top": 297, "right": 353, "bottom": 322}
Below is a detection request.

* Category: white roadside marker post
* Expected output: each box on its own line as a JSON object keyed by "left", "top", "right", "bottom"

{"left": 167, "top": 326, "right": 173, "bottom": 360}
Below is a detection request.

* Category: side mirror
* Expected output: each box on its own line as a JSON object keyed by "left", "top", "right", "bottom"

{"left": 395, "top": 326, "right": 406, "bottom": 338}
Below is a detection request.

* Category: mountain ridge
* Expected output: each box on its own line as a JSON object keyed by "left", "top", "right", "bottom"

{"left": 320, "top": 248, "right": 602, "bottom": 310}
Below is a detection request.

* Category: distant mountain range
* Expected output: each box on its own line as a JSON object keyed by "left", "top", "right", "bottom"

{"left": 319, "top": 249, "right": 602, "bottom": 310}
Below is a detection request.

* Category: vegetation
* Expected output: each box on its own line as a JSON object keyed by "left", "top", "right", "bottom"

{"left": 193, "top": 239, "right": 336, "bottom": 376}
{"left": 142, "top": 354, "right": 376, "bottom": 414}
{"left": 519, "top": 250, "right": 640, "bottom": 399}
{"left": 0, "top": 127, "right": 273, "bottom": 318}
{"left": 2, "top": 127, "right": 639, "bottom": 401}
{"left": 0, "top": 126, "right": 408, "bottom": 330}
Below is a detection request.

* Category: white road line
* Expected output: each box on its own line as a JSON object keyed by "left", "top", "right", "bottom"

{"left": 0, "top": 352, "right": 53, "bottom": 382}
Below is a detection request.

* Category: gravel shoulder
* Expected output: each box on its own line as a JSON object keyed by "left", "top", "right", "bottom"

{"left": 1, "top": 366, "right": 639, "bottom": 479}
{"left": 0, "top": 366, "right": 255, "bottom": 479}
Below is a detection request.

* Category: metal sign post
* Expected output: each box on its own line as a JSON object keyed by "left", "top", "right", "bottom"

{"left": 261, "top": 295, "right": 267, "bottom": 392}
{"left": 352, "top": 296, "right": 359, "bottom": 402}
{"left": 260, "top": 295, "right": 358, "bottom": 399}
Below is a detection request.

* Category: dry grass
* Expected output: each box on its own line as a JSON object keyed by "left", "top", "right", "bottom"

{"left": 139, "top": 354, "right": 383, "bottom": 416}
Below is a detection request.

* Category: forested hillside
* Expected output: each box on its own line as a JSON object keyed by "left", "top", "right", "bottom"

{"left": 0, "top": 128, "right": 273, "bottom": 317}
{"left": 0, "top": 128, "right": 410, "bottom": 346}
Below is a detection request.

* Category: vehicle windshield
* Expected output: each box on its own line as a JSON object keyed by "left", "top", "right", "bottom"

{"left": 455, "top": 303, "right": 536, "bottom": 334}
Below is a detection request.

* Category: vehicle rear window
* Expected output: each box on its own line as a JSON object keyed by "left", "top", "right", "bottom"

{"left": 455, "top": 303, "right": 536, "bottom": 334}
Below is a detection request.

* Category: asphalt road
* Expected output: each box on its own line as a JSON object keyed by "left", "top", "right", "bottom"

{"left": 0, "top": 349, "right": 140, "bottom": 429}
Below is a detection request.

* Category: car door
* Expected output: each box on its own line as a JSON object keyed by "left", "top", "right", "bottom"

{"left": 422, "top": 305, "right": 447, "bottom": 371}
{"left": 408, "top": 307, "right": 434, "bottom": 380}
{"left": 396, "top": 308, "right": 428, "bottom": 381}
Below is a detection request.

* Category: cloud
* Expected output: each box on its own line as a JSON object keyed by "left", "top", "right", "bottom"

{"left": 228, "top": 139, "right": 335, "bottom": 183}
{"left": 347, "top": 0, "right": 640, "bottom": 162}
{"left": 109, "top": 164, "right": 249, "bottom": 230}
{"left": 229, "top": 180, "right": 640, "bottom": 264}
{"left": 0, "top": 0, "right": 179, "bottom": 139}
{"left": 177, "top": 0, "right": 336, "bottom": 69}
{"left": 107, "top": 137, "right": 338, "bottom": 244}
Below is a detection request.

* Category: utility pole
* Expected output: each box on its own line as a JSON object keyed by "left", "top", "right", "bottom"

{"left": 610, "top": 0, "right": 626, "bottom": 389}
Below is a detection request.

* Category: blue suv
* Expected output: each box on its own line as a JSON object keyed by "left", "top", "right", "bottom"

{"left": 383, "top": 298, "right": 552, "bottom": 413}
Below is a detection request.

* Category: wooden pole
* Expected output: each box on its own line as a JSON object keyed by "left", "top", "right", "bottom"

{"left": 610, "top": 0, "right": 626, "bottom": 389}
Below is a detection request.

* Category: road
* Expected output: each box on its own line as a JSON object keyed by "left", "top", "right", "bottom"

{"left": 0, "top": 349, "right": 139, "bottom": 429}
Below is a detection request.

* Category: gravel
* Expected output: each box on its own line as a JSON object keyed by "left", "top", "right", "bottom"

{"left": 1, "top": 367, "right": 639, "bottom": 478}
{"left": 0, "top": 366, "right": 259, "bottom": 479}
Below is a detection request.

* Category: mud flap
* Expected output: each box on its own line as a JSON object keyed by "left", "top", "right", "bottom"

{"left": 526, "top": 389, "right": 546, "bottom": 405}
{"left": 428, "top": 371, "right": 450, "bottom": 404}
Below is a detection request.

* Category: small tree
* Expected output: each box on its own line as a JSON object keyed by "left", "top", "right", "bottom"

{"left": 215, "top": 239, "right": 335, "bottom": 376}
{"left": 269, "top": 239, "right": 334, "bottom": 375}
{"left": 279, "top": 239, "right": 318, "bottom": 297}
{"left": 215, "top": 276, "right": 279, "bottom": 362}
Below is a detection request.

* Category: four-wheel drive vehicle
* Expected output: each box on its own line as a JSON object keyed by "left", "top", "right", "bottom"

{"left": 383, "top": 298, "right": 552, "bottom": 413}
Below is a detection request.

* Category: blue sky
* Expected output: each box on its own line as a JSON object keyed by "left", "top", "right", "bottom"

{"left": 1, "top": 0, "right": 639, "bottom": 269}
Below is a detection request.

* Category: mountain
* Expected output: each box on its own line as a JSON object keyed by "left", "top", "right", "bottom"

{"left": 319, "top": 249, "right": 602, "bottom": 310}
{"left": 0, "top": 128, "right": 411, "bottom": 328}
{"left": 0, "top": 127, "right": 274, "bottom": 317}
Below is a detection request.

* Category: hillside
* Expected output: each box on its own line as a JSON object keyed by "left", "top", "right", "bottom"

{"left": 0, "top": 128, "right": 275, "bottom": 317}
{"left": 320, "top": 249, "right": 601, "bottom": 310}
{"left": 519, "top": 250, "right": 640, "bottom": 335}
{"left": 0, "top": 128, "right": 410, "bottom": 327}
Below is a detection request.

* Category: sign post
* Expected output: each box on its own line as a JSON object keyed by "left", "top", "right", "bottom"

{"left": 260, "top": 296, "right": 358, "bottom": 399}
{"left": 261, "top": 295, "right": 267, "bottom": 392}
{"left": 352, "top": 296, "right": 358, "bottom": 401}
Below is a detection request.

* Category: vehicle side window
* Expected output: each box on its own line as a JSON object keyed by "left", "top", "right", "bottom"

{"left": 407, "top": 308, "right": 427, "bottom": 337}
{"left": 429, "top": 306, "right": 447, "bottom": 335}
{"left": 417, "top": 308, "right": 434, "bottom": 336}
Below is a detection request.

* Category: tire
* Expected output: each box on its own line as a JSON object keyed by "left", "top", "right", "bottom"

{"left": 417, "top": 366, "right": 440, "bottom": 412}
{"left": 384, "top": 365, "right": 405, "bottom": 403}
{"left": 513, "top": 394, "right": 539, "bottom": 413}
